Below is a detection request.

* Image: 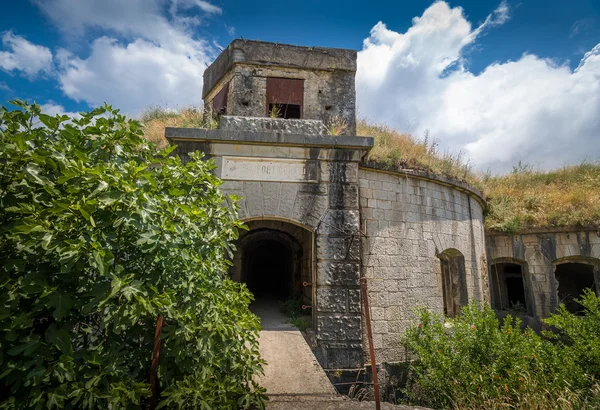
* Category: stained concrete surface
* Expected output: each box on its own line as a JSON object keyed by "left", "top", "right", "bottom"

{"left": 252, "top": 299, "right": 336, "bottom": 397}
{"left": 252, "top": 299, "right": 426, "bottom": 409}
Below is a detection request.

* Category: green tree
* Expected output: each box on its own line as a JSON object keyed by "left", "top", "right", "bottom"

{"left": 0, "top": 101, "right": 266, "bottom": 409}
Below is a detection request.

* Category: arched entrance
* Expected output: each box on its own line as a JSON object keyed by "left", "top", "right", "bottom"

{"left": 438, "top": 248, "right": 468, "bottom": 317}
{"left": 489, "top": 258, "right": 534, "bottom": 316}
{"left": 230, "top": 219, "right": 314, "bottom": 310}
{"left": 553, "top": 258, "right": 600, "bottom": 314}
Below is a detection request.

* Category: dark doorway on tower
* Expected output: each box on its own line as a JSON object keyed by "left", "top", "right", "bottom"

{"left": 555, "top": 262, "right": 599, "bottom": 314}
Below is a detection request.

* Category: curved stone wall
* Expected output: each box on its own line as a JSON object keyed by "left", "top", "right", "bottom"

{"left": 359, "top": 167, "right": 488, "bottom": 363}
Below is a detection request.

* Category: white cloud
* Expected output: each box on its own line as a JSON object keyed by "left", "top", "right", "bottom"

{"left": 356, "top": 1, "right": 600, "bottom": 171}
{"left": 35, "top": 0, "right": 217, "bottom": 115}
{"left": 40, "top": 102, "right": 81, "bottom": 119}
{"left": 0, "top": 81, "right": 11, "bottom": 92}
{"left": 57, "top": 37, "right": 208, "bottom": 113}
{"left": 0, "top": 31, "right": 53, "bottom": 78}
{"left": 195, "top": 0, "right": 222, "bottom": 14}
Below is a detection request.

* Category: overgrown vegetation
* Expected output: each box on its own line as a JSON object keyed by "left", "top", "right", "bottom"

{"left": 139, "top": 108, "right": 600, "bottom": 232}
{"left": 357, "top": 120, "right": 600, "bottom": 232}
{"left": 358, "top": 119, "right": 478, "bottom": 186}
{"left": 482, "top": 162, "right": 600, "bottom": 233}
{"left": 402, "top": 290, "right": 600, "bottom": 409}
{"left": 140, "top": 105, "right": 217, "bottom": 148}
{"left": 0, "top": 101, "right": 266, "bottom": 409}
{"left": 279, "top": 298, "right": 312, "bottom": 331}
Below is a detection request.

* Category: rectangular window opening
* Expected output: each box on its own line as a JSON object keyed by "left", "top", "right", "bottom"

{"left": 266, "top": 77, "right": 304, "bottom": 120}
{"left": 269, "top": 103, "right": 301, "bottom": 119}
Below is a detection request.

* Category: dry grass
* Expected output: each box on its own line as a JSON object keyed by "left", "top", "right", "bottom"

{"left": 358, "top": 119, "right": 479, "bottom": 186}
{"left": 482, "top": 162, "right": 600, "bottom": 233}
{"left": 139, "top": 106, "right": 216, "bottom": 148}
{"left": 138, "top": 111, "right": 599, "bottom": 232}
{"left": 357, "top": 119, "right": 600, "bottom": 232}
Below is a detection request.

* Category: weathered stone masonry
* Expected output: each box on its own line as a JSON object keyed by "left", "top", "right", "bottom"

{"left": 359, "top": 166, "right": 487, "bottom": 362}
{"left": 486, "top": 228, "right": 600, "bottom": 328}
{"left": 166, "top": 39, "right": 490, "bottom": 376}
{"left": 166, "top": 128, "right": 372, "bottom": 369}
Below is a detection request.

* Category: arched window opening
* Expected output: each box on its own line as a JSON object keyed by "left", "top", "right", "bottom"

{"left": 438, "top": 249, "right": 468, "bottom": 317}
{"left": 555, "top": 262, "right": 598, "bottom": 314}
{"left": 490, "top": 262, "right": 531, "bottom": 315}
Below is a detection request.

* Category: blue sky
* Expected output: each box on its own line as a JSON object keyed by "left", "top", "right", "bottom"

{"left": 1, "top": 0, "right": 599, "bottom": 171}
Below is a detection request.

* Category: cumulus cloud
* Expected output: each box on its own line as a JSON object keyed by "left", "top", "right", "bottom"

{"left": 356, "top": 1, "right": 600, "bottom": 171}
{"left": 0, "top": 31, "right": 53, "bottom": 78}
{"left": 56, "top": 37, "right": 209, "bottom": 113}
{"left": 35, "top": 0, "right": 217, "bottom": 114}
{"left": 40, "top": 102, "right": 82, "bottom": 119}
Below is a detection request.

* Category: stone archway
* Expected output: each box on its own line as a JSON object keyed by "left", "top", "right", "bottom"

{"left": 553, "top": 257, "right": 600, "bottom": 314}
{"left": 230, "top": 219, "right": 314, "bottom": 310}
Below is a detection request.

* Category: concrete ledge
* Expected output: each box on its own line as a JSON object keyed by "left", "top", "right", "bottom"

{"left": 360, "top": 161, "right": 486, "bottom": 209}
{"left": 165, "top": 127, "right": 374, "bottom": 150}
{"left": 220, "top": 116, "right": 326, "bottom": 135}
{"left": 486, "top": 226, "right": 600, "bottom": 236}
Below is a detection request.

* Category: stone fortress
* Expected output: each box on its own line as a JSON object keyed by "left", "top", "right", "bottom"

{"left": 166, "top": 39, "right": 600, "bottom": 384}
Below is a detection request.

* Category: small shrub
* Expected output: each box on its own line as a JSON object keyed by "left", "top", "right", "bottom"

{"left": 325, "top": 115, "right": 348, "bottom": 136}
{"left": 402, "top": 296, "right": 600, "bottom": 409}
{"left": 280, "top": 298, "right": 312, "bottom": 330}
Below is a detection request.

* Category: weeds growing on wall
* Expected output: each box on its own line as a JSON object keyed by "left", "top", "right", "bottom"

{"left": 0, "top": 101, "right": 266, "bottom": 409}
{"left": 401, "top": 291, "right": 600, "bottom": 409}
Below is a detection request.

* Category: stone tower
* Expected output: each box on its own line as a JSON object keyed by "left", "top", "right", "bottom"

{"left": 202, "top": 39, "right": 357, "bottom": 136}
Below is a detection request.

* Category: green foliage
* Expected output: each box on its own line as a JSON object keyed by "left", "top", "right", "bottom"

{"left": 279, "top": 298, "right": 312, "bottom": 331}
{"left": 402, "top": 297, "right": 600, "bottom": 409}
{"left": 0, "top": 101, "right": 266, "bottom": 409}
{"left": 279, "top": 298, "right": 304, "bottom": 319}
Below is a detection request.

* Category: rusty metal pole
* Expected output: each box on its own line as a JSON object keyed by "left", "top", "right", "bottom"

{"left": 148, "top": 314, "right": 164, "bottom": 410}
{"left": 360, "top": 278, "right": 381, "bottom": 410}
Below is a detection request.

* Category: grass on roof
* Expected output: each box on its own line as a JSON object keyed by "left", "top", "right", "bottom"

{"left": 139, "top": 106, "right": 214, "bottom": 148}
{"left": 482, "top": 162, "right": 600, "bottom": 233}
{"left": 357, "top": 120, "right": 480, "bottom": 187}
{"left": 139, "top": 108, "right": 600, "bottom": 233}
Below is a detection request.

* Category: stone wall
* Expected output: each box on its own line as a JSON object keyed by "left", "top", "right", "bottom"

{"left": 486, "top": 229, "right": 600, "bottom": 322}
{"left": 359, "top": 167, "right": 488, "bottom": 363}
{"left": 166, "top": 128, "right": 372, "bottom": 370}
{"left": 205, "top": 64, "right": 356, "bottom": 136}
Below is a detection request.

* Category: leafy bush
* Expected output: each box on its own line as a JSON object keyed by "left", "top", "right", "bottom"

{"left": 0, "top": 101, "right": 266, "bottom": 409}
{"left": 402, "top": 296, "right": 600, "bottom": 409}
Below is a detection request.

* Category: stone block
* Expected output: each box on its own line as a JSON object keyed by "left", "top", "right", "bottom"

{"left": 261, "top": 182, "right": 281, "bottom": 216}
{"left": 317, "top": 315, "right": 361, "bottom": 341}
{"left": 317, "top": 288, "right": 347, "bottom": 313}
{"left": 329, "top": 184, "right": 359, "bottom": 209}
{"left": 243, "top": 181, "right": 263, "bottom": 216}
{"left": 348, "top": 289, "right": 362, "bottom": 313}
{"left": 317, "top": 235, "right": 360, "bottom": 261}
{"left": 321, "top": 209, "right": 360, "bottom": 235}
{"left": 317, "top": 262, "right": 360, "bottom": 286}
